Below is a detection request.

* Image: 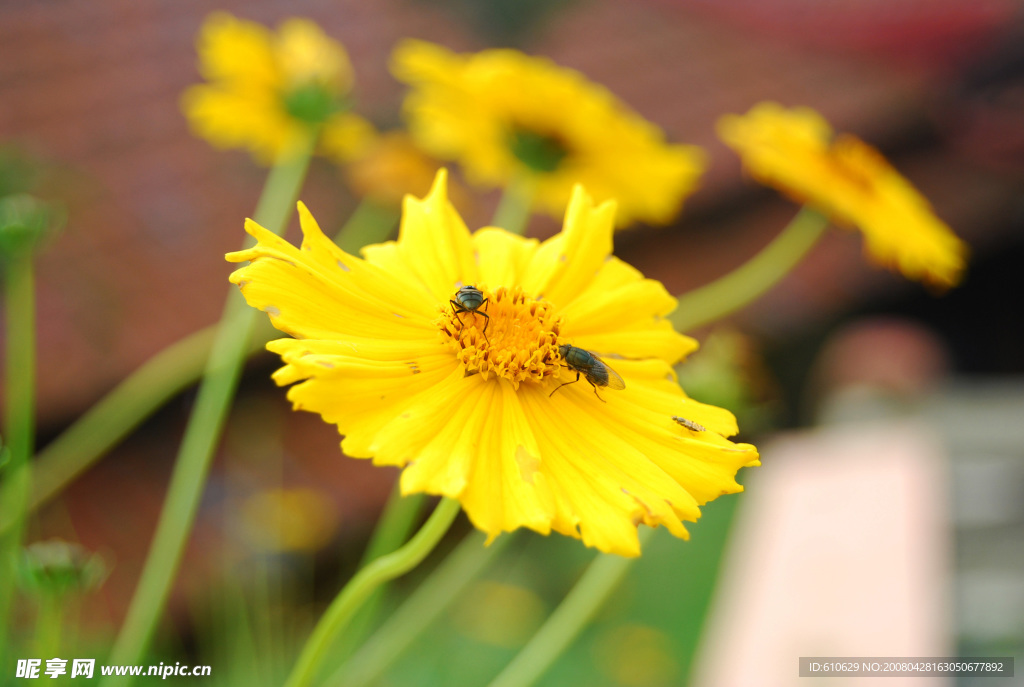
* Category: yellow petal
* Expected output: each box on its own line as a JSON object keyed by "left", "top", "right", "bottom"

{"left": 522, "top": 186, "right": 616, "bottom": 306}
{"left": 195, "top": 13, "right": 278, "bottom": 87}
{"left": 228, "top": 211, "right": 436, "bottom": 340}
{"left": 563, "top": 279, "right": 675, "bottom": 330}
{"left": 180, "top": 85, "right": 294, "bottom": 163}
{"left": 276, "top": 18, "right": 353, "bottom": 92}
{"left": 380, "top": 369, "right": 491, "bottom": 495}
{"left": 519, "top": 387, "right": 682, "bottom": 556}
{"left": 571, "top": 322, "right": 698, "bottom": 366}
{"left": 558, "top": 254, "right": 695, "bottom": 364}
{"left": 458, "top": 381, "right": 556, "bottom": 538}
{"left": 270, "top": 339, "right": 456, "bottom": 455}
{"left": 364, "top": 170, "right": 478, "bottom": 301}
{"left": 472, "top": 227, "right": 539, "bottom": 289}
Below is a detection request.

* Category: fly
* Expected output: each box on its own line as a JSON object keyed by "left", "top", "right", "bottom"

{"left": 549, "top": 344, "right": 625, "bottom": 402}
{"left": 450, "top": 285, "right": 490, "bottom": 342}
{"left": 672, "top": 416, "right": 706, "bottom": 432}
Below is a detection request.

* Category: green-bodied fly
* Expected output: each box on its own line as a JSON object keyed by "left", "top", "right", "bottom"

{"left": 450, "top": 284, "right": 490, "bottom": 342}
{"left": 550, "top": 344, "right": 625, "bottom": 402}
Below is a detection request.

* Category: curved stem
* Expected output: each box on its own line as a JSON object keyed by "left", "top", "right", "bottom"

{"left": 486, "top": 527, "right": 655, "bottom": 687}
{"left": 670, "top": 207, "right": 828, "bottom": 332}
{"left": 101, "top": 139, "right": 316, "bottom": 686}
{"left": 330, "top": 487, "right": 426, "bottom": 663}
{"left": 284, "top": 497, "right": 461, "bottom": 687}
{"left": 0, "top": 252, "right": 36, "bottom": 659}
{"left": 491, "top": 175, "right": 535, "bottom": 235}
{"left": 330, "top": 530, "right": 514, "bottom": 687}
{"left": 359, "top": 486, "right": 426, "bottom": 567}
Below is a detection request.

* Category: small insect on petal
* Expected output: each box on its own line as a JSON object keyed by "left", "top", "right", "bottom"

{"left": 672, "top": 416, "right": 705, "bottom": 432}
{"left": 551, "top": 344, "right": 625, "bottom": 402}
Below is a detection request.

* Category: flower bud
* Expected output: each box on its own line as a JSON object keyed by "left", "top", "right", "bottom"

{"left": 19, "top": 539, "right": 106, "bottom": 597}
{"left": 0, "top": 193, "right": 63, "bottom": 258}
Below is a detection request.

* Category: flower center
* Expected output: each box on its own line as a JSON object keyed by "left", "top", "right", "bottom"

{"left": 508, "top": 127, "right": 569, "bottom": 173}
{"left": 283, "top": 84, "right": 347, "bottom": 124}
{"left": 438, "top": 286, "right": 563, "bottom": 389}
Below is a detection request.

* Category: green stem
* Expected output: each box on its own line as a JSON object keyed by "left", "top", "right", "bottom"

{"left": 0, "top": 194, "right": 401, "bottom": 537}
{"left": 670, "top": 207, "right": 828, "bottom": 332}
{"left": 0, "top": 252, "right": 36, "bottom": 658}
{"left": 15, "top": 325, "right": 262, "bottom": 523}
{"left": 360, "top": 485, "right": 425, "bottom": 567}
{"left": 330, "top": 487, "right": 426, "bottom": 663}
{"left": 34, "top": 594, "right": 64, "bottom": 658}
{"left": 101, "top": 140, "right": 315, "bottom": 686}
{"left": 335, "top": 200, "right": 401, "bottom": 254}
{"left": 284, "top": 498, "right": 461, "bottom": 687}
{"left": 486, "top": 527, "right": 655, "bottom": 687}
{"left": 491, "top": 176, "right": 535, "bottom": 235}
{"left": 331, "top": 530, "right": 514, "bottom": 687}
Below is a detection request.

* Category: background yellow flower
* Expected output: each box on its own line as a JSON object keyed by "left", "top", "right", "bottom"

{"left": 328, "top": 128, "right": 472, "bottom": 209}
{"left": 391, "top": 40, "right": 705, "bottom": 227}
{"left": 718, "top": 102, "right": 969, "bottom": 289}
{"left": 227, "top": 171, "right": 758, "bottom": 556}
{"left": 181, "top": 12, "right": 371, "bottom": 163}
{"left": 238, "top": 488, "right": 339, "bottom": 554}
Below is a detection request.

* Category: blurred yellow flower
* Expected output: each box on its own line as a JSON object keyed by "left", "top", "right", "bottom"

{"left": 718, "top": 103, "right": 968, "bottom": 289}
{"left": 227, "top": 171, "right": 758, "bottom": 557}
{"left": 593, "top": 624, "right": 679, "bottom": 687}
{"left": 451, "top": 581, "right": 545, "bottom": 647}
{"left": 319, "top": 113, "right": 376, "bottom": 163}
{"left": 391, "top": 40, "right": 705, "bottom": 227}
{"left": 336, "top": 130, "right": 464, "bottom": 208}
{"left": 239, "top": 488, "right": 339, "bottom": 554}
{"left": 181, "top": 12, "right": 372, "bottom": 163}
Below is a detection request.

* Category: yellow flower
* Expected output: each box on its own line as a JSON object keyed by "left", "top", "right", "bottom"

{"left": 718, "top": 103, "right": 968, "bottom": 289}
{"left": 239, "top": 488, "right": 339, "bottom": 554}
{"left": 451, "top": 581, "right": 546, "bottom": 647}
{"left": 335, "top": 129, "right": 467, "bottom": 208}
{"left": 319, "top": 114, "right": 376, "bottom": 164}
{"left": 594, "top": 624, "right": 679, "bottom": 687}
{"left": 226, "top": 171, "right": 758, "bottom": 556}
{"left": 391, "top": 40, "right": 705, "bottom": 227}
{"left": 181, "top": 12, "right": 372, "bottom": 163}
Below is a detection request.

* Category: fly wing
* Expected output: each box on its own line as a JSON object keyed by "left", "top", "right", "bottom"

{"left": 600, "top": 360, "right": 626, "bottom": 390}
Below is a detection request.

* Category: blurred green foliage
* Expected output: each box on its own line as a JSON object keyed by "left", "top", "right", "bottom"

{"left": 352, "top": 495, "right": 742, "bottom": 687}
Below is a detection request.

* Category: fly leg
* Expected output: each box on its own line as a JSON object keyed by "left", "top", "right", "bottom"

{"left": 549, "top": 370, "right": 581, "bottom": 398}
{"left": 477, "top": 298, "right": 490, "bottom": 342}
{"left": 450, "top": 300, "right": 467, "bottom": 338}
